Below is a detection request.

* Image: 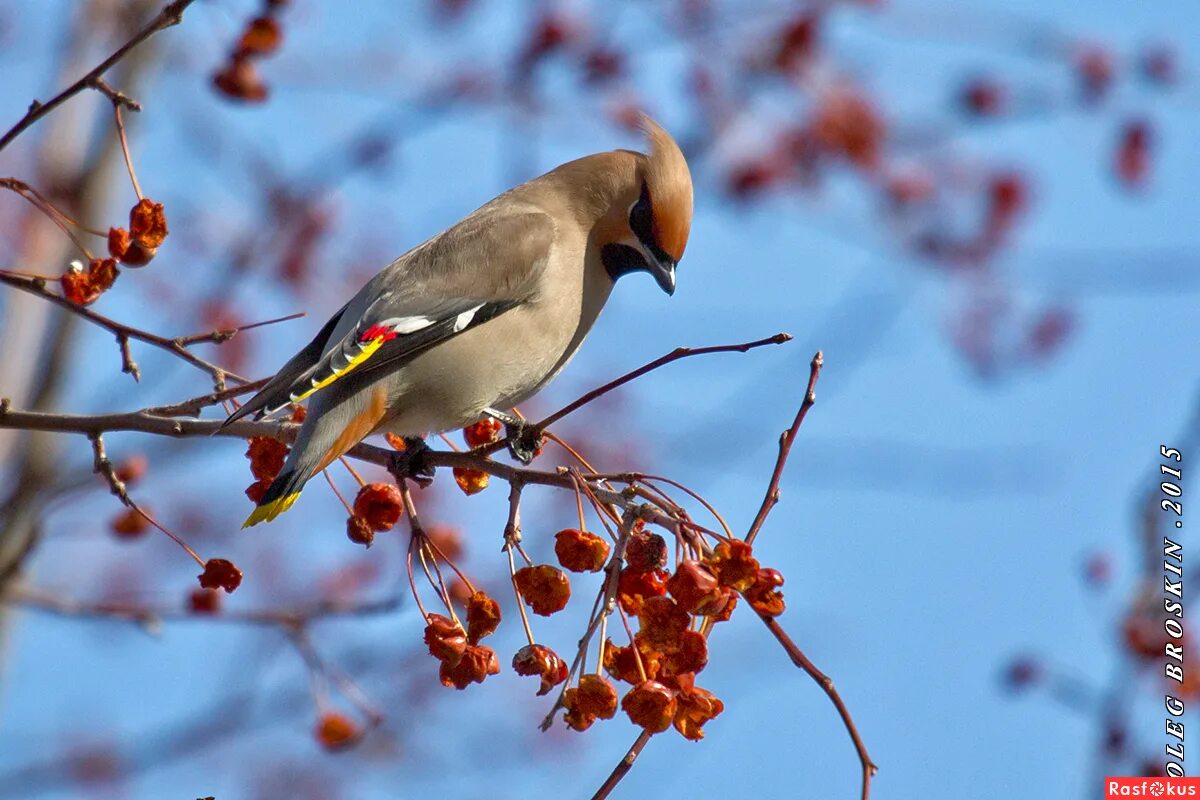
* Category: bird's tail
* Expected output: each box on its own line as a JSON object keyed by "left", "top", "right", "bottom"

{"left": 243, "top": 467, "right": 312, "bottom": 527}
{"left": 242, "top": 386, "right": 389, "bottom": 528}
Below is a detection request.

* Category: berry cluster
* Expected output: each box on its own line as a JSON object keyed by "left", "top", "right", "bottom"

{"left": 212, "top": 0, "right": 287, "bottom": 103}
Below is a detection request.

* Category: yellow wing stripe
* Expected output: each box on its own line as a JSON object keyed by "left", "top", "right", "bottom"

{"left": 289, "top": 337, "right": 386, "bottom": 404}
{"left": 242, "top": 491, "right": 301, "bottom": 528}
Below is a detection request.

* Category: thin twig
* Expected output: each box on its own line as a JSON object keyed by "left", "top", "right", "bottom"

{"left": 0, "top": 0, "right": 197, "bottom": 152}
{"left": 591, "top": 731, "right": 654, "bottom": 800}
{"left": 0, "top": 271, "right": 249, "bottom": 385}
{"left": 746, "top": 351, "right": 823, "bottom": 546}
{"left": 759, "top": 615, "right": 877, "bottom": 800}
{"left": 479, "top": 333, "right": 792, "bottom": 457}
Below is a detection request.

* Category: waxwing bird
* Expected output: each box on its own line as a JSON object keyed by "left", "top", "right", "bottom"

{"left": 227, "top": 116, "right": 693, "bottom": 527}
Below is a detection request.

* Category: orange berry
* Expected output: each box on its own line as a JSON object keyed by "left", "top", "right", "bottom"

{"left": 637, "top": 596, "right": 690, "bottom": 654}
{"left": 245, "top": 436, "right": 288, "bottom": 480}
{"left": 197, "top": 558, "right": 242, "bottom": 593}
{"left": 438, "top": 644, "right": 500, "bottom": 689}
{"left": 562, "top": 673, "right": 618, "bottom": 732}
{"left": 512, "top": 644, "right": 569, "bottom": 696}
{"left": 465, "top": 590, "right": 501, "bottom": 643}
{"left": 352, "top": 482, "right": 404, "bottom": 531}
{"left": 625, "top": 531, "right": 668, "bottom": 573}
{"left": 314, "top": 711, "right": 359, "bottom": 751}
{"left": 514, "top": 564, "right": 571, "bottom": 616}
{"left": 672, "top": 675, "right": 724, "bottom": 741}
{"left": 345, "top": 514, "right": 374, "bottom": 548}
{"left": 622, "top": 680, "right": 677, "bottom": 734}
{"left": 128, "top": 198, "right": 168, "bottom": 249}
{"left": 113, "top": 454, "right": 147, "bottom": 484}
{"left": 554, "top": 528, "right": 609, "bottom": 572}
{"left": 660, "top": 630, "right": 709, "bottom": 677}
{"left": 453, "top": 467, "right": 489, "bottom": 496}
{"left": 188, "top": 588, "right": 221, "bottom": 615}
{"left": 110, "top": 507, "right": 150, "bottom": 540}
{"left": 423, "top": 613, "right": 467, "bottom": 667}
{"left": 238, "top": 16, "right": 282, "bottom": 56}
{"left": 463, "top": 416, "right": 503, "bottom": 448}
{"left": 107, "top": 227, "right": 131, "bottom": 260}
{"left": 617, "top": 567, "right": 668, "bottom": 616}
{"left": 705, "top": 539, "right": 760, "bottom": 591}
{"left": 666, "top": 559, "right": 723, "bottom": 614}
{"left": 743, "top": 567, "right": 786, "bottom": 617}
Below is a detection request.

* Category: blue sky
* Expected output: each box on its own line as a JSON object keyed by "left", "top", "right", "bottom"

{"left": 0, "top": 1, "right": 1197, "bottom": 798}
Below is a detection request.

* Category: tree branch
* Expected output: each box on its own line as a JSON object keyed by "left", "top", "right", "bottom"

{"left": 0, "top": 271, "right": 250, "bottom": 386}
{"left": 746, "top": 350, "right": 823, "bottom": 545}
{"left": 0, "top": 0, "right": 197, "bottom": 153}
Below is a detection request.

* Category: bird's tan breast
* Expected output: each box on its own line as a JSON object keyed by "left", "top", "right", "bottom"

{"left": 378, "top": 237, "right": 614, "bottom": 435}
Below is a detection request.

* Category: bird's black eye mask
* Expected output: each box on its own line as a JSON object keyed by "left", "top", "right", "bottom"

{"left": 627, "top": 181, "right": 676, "bottom": 267}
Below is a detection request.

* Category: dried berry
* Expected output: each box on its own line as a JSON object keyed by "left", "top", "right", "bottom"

{"left": 463, "top": 416, "right": 502, "bottom": 448}
{"left": 554, "top": 528, "right": 609, "bottom": 572}
{"left": 706, "top": 540, "right": 760, "bottom": 591}
{"left": 466, "top": 590, "right": 501, "bottom": 643}
{"left": 603, "top": 638, "right": 659, "bottom": 684}
{"left": 514, "top": 564, "right": 571, "bottom": 616}
{"left": 666, "top": 560, "right": 724, "bottom": 614}
{"left": 244, "top": 478, "right": 271, "bottom": 504}
{"left": 107, "top": 227, "right": 131, "bottom": 261}
{"left": 625, "top": 531, "right": 668, "bottom": 573}
{"left": 617, "top": 567, "right": 668, "bottom": 615}
{"left": 637, "top": 596, "right": 690, "bottom": 654}
{"left": 60, "top": 258, "right": 120, "bottom": 306}
{"left": 512, "top": 644, "right": 569, "bottom": 696}
{"left": 673, "top": 675, "right": 724, "bottom": 740}
{"left": 245, "top": 436, "right": 288, "bottom": 481}
{"left": 110, "top": 507, "right": 150, "bottom": 540}
{"left": 198, "top": 558, "right": 243, "bottom": 593}
{"left": 238, "top": 16, "right": 282, "bottom": 56}
{"left": 424, "top": 614, "right": 467, "bottom": 667}
{"left": 315, "top": 712, "right": 359, "bottom": 751}
{"left": 743, "top": 567, "right": 786, "bottom": 617}
{"left": 453, "top": 467, "right": 489, "bottom": 496}
{"left": 622, "top": 680, "right": 677, "bottom": 734}
{"left": 113, "top": 454, "right": 147, "bottom": 484}
{"left": 426, "top": 524, "right": 463, "bottom": 562}
{"left": 128, "top": 198, "right": 168, "bottom": 250}
{"left": 660, "top": 630, "right": 709, "bottom": 677}
{"left": 188, "top": 588, "right": 221, "bottom": 615}
{"left": 212, "top": 56, "right": 269, "bottom": 103}
{"left": 563, "top": 673, "right": 618, "bottom": 732}
{"left": 345, "top": 514, "right": 374, "bottom": 548}
{"left": 439, "top": 644, "right": 500, "bottom": 689}
{"left": 352, "top": 482, "right": 404, "bottom": 531}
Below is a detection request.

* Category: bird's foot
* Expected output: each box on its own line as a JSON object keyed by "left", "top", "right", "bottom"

{"left": 387, "top": 436, "right": 435, "bottom": 487}
{"left": 483, "top": 408, "right": 545, "bottom": 465}
{"left": 504, "top": 420, "right": 544, "bottom": 465}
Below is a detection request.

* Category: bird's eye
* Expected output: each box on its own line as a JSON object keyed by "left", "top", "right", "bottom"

{"left": 628, "top": 181, "right": 654, "bottom": 247}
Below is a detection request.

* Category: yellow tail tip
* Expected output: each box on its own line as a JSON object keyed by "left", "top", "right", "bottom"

{"left": 242, "top": 491, "right": 301, "bottom": 528}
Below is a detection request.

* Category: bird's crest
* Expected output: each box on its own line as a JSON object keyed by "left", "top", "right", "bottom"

{"left": 640, "top": 115, "right": 693, "bottom": 263}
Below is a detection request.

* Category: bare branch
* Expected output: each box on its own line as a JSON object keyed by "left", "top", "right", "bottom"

{"left": 746, "top": 351, "right": 824, "bottom": 546}
{"left": 0, "top": 271, "right": 250, "bottom": 386}
{"left": 0, "top": 0, "right": 197, "bottom": 152}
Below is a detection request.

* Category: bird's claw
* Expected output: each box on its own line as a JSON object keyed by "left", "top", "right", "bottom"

{"left": 387, "top": 436, "right": 435, "bottom": 487}
{"left": 504, "top": 421, "right": 543, "bottom": 465}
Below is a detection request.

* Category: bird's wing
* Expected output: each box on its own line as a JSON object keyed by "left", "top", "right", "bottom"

{"left": 221, "top": 301, "right": 350, "bottom": 426}
{"left": 227, "top": 205, "right": 556, "bottom": 424}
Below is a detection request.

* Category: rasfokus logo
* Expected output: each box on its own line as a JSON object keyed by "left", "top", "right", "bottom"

{"left": 1107, "top": 778, "right": 1200, "bottom": 798}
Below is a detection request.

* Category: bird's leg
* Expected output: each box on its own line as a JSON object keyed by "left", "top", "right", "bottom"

{"left": 483, "top": 407, "right": 544, "bottom": 465}
{"left": 386, "top": 436, "right": 435, "bottom": 488}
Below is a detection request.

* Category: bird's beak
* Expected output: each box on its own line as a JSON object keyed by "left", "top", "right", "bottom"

{"left": 646, "top": 253, "right": 677, "bottom": 296}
